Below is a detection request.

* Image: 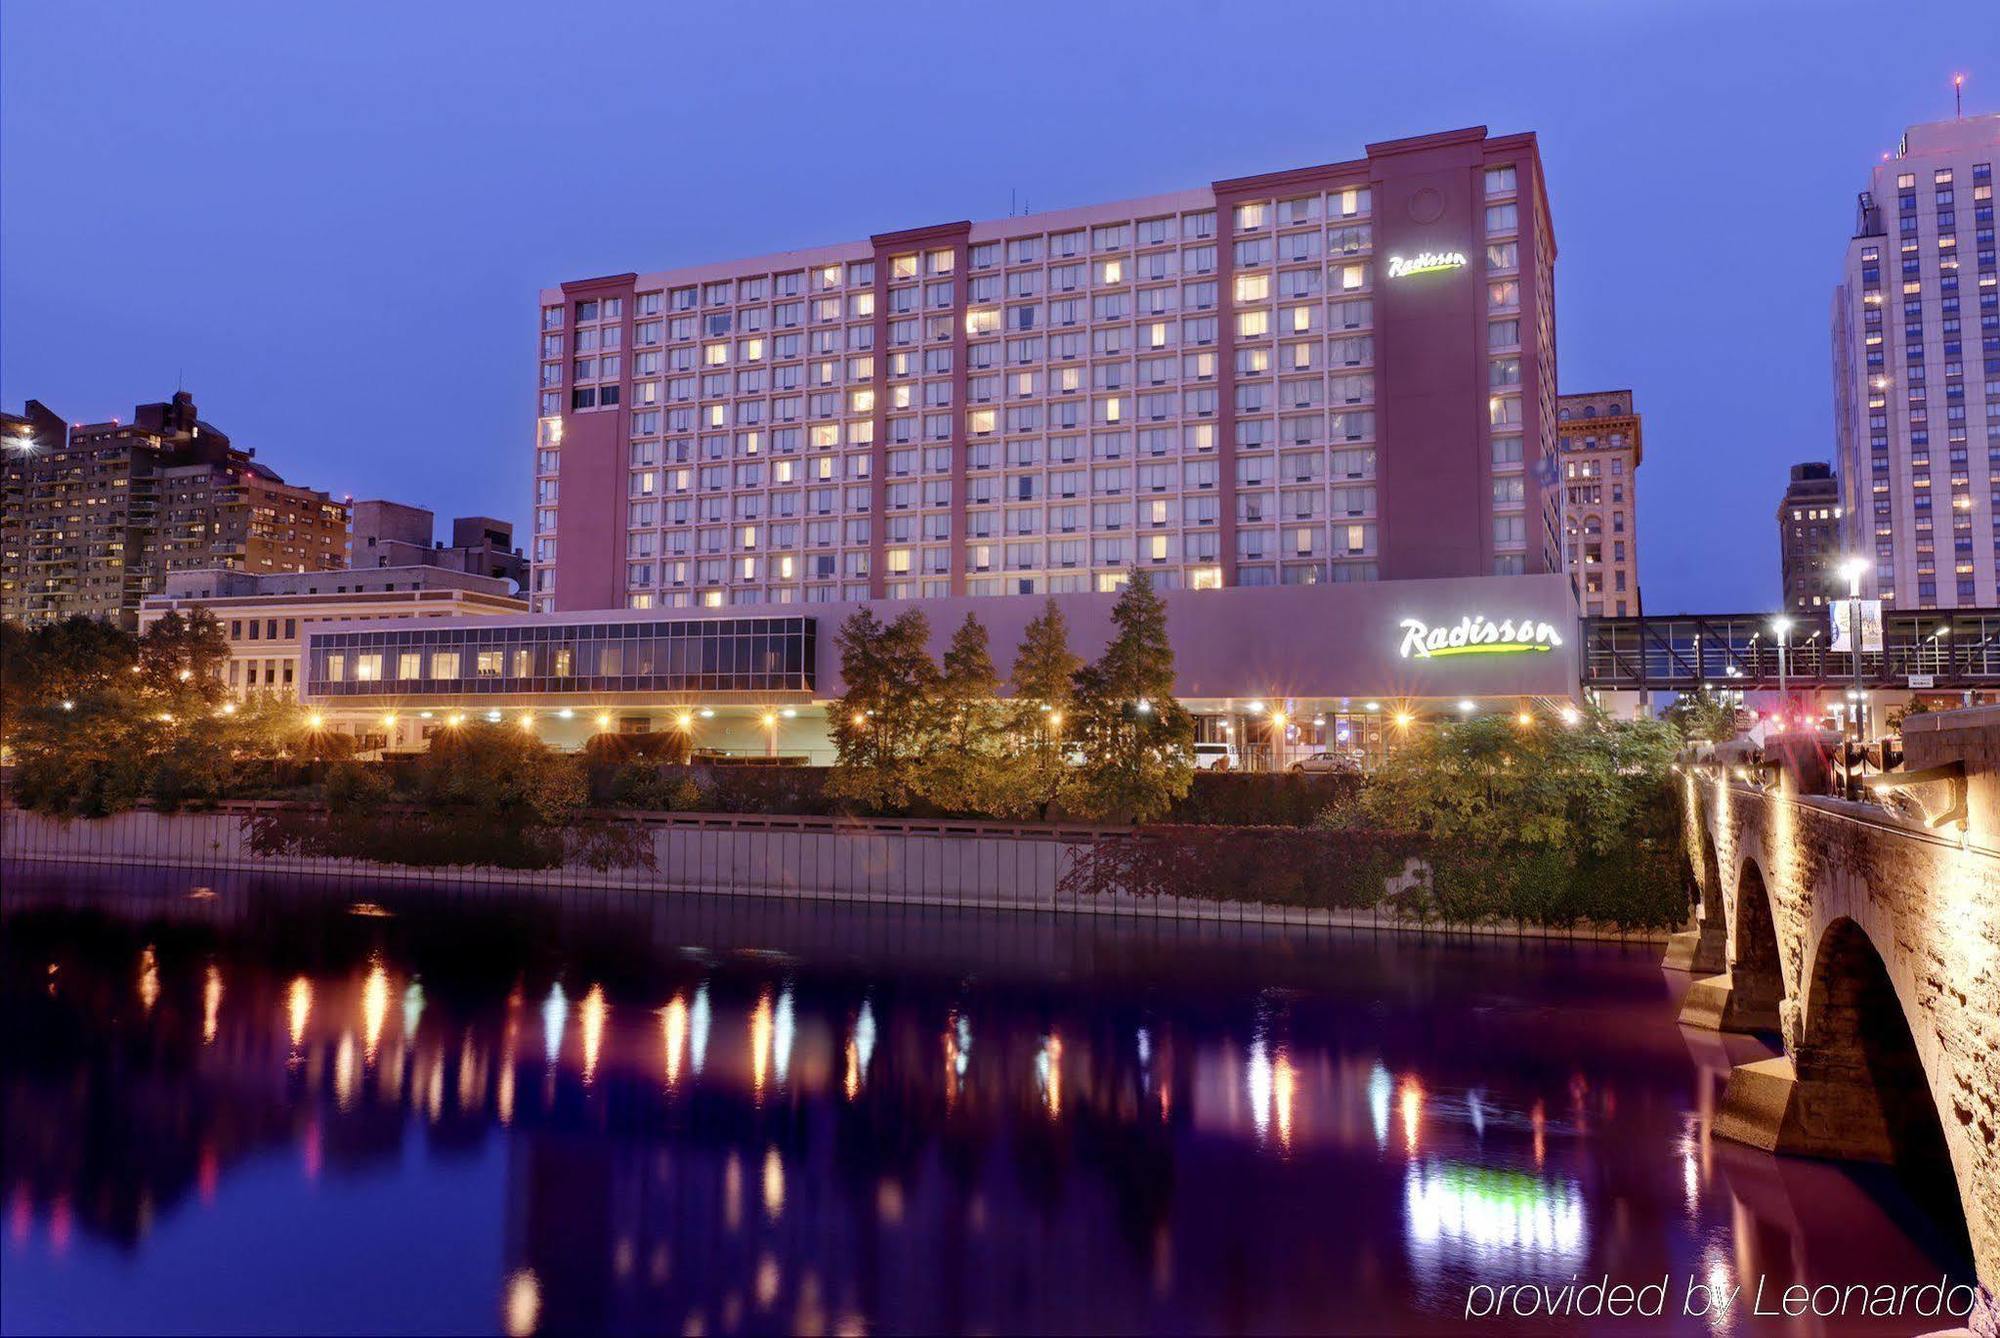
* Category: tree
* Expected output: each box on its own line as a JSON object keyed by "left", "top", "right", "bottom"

{"left": 1357, "top": 710, "right": 1684, "bottom": 927}
{"left": 826, "top": 608, "right": 943, "bottom": 810}
{"left": 1069, "top": 572, "right": 1194, "bottom": 823}
{"left": 1661, "top": 690, "right": 1738, "bottom": 743}
{"left": 1004, "top": 599, "right": 1084, "bottom": 819}
{"left": 922, "top": 614, "right": 1008, "bottom": 812}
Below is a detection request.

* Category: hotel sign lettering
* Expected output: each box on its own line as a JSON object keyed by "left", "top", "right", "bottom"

{"left": 1398, "top": 615, "right": 1564, "bottom": 660}
{"left": 1386, "top": 250, "right": 1468, "bottom": 279}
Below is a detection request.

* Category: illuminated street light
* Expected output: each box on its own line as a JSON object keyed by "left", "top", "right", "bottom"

{"left": 306, "top": 713, "right": 324, "bottom": 729}
{"left": 1393, "top": 712, "right": 1414, "bottom": 729}
{"left": 1516, "top": 710, "right": 1534, "bottom": 727}
{"left": 519, "top": 713, "right": 536, "bottom": 731}
{"left": 595, "top": 712, "right": 612, "bottom": 730}
{"left": 60, "top": 700, "right": 75, "bottom": 712}
{"left": 1135, "top": 698, "right": 1152, "bottom": 715}
{"left": 557, "top": 708, "right": 575, "bottom": 720}
{"left": 1457, "top": 700, "right": 1476, "bottom": 714}
{"left": 1559, "top": 706, "right": 1580, "bottom": 726}
{"left": 677, "top": 711, "right": 695, "bottom": 730}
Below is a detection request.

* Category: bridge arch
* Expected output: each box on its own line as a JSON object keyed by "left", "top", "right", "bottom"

{"left": 1725, "top": 857, "right": 1784, "bottom": 1033}
{"left": 1791, "top": 915, "right": 1972, "bottom": 1265}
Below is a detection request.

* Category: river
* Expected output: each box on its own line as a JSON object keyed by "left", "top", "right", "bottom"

{"left": 0, "top": 863, "right": 1976, "bottom": 1334}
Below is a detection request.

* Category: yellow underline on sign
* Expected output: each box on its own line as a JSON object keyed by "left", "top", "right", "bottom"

{"left": 1416, "top": 644, "right": 1553, "bottom": 658}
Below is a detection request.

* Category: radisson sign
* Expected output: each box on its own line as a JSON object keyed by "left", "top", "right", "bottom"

{"left": 1399, "top": 615, "right": 1564, "bottom": 660}
{"left": 1386, "top": 251, "right": 1469, "bottom": 279}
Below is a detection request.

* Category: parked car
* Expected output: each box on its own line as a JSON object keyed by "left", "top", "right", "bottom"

{"left": 1193, "top": 742, "right": 1240, "bottom": 772}
{"left": 1290, "top": 750, "right": 1361, "bottom": 775}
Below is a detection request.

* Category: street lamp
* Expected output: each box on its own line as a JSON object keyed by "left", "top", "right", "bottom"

{"left": 1839, "top": 556, "right": 1870, "bottom": 796}
{"left": 1770, "top": 616, "right": 1793, "bottom": 724}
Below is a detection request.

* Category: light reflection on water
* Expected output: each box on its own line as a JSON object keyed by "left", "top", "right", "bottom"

{"left": 0, "top": 871, "right": 1978, "bottom": 1336}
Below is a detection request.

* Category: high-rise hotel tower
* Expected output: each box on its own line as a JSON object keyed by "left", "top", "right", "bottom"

{"left": 530, "top": 126, "right": 1559, "bottom": 615}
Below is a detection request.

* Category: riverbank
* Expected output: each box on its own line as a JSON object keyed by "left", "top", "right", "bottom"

{"left": 0, "top": 801, "right": 1671, "bottom": 944}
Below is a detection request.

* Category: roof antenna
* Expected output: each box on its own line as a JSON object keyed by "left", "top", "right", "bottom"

{"left": 1954, "top": 72, "right": 1965, "bottom": 118}
{"left": 1010, "top": 187, "right": 1016, "bottom": 216}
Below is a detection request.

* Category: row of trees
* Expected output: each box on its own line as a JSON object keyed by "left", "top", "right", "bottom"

{"left": 2, "top": 611, "right": 342, "bottom": 815}
{"left": 827, "top": 571, "right": 1195, "bottom": 822}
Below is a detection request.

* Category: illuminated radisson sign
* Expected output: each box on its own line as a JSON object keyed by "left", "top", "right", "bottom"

{"left": 1399, "top": 615, "right": 1564, "bottom": 660}
{"left": 1386, "top": 251, "right": 1468, "bottom": 279}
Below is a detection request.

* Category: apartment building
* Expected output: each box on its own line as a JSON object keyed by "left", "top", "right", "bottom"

{"left": 532, "top": 126, "right": 1560, "bottom": 615}
{"left": 0, "top": 392, "right": 350, "bottom": 628}
{"left": 139, "top": 564, "right": 525, "bottom": 704}
{"left": 1832, "top": 112, "right": 2000, "bottom": 609}
{"left": 1778, "top": 462, "right": 1843, "bottom": 612}
{"left": 1556, "top": 390, "right": 1642, "bottom": 616}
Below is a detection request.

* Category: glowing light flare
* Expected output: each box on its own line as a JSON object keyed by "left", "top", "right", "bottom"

{"left": 504, "top": 1269, "right": 541, "bottom": 1338}
{"left": 287, "top": 976, "right": 313, "bottom": 1052}
{"left": 1037, "top": 1033, "right": 1063, "bottom": 1118}
{"left": 362, "top": 960, "right": 390, "bottom": 1062}
{"left": 662, "top": 995, "right": 688, "bottom": 1089}
{"left": 690, "top": 986, "right": 712, "bottom": 1074}
{"left": 762, "top": 1146, "right": 785, "bottom": 1220}
{"left": 1399, "top": 1075, "right": 1425, "bottom": 1155}
{"left": 137, "top": 946, "right": 160, "bottom": 1014}
{"left": 750, "top": 992, "right": 774, "bottom": 1099}
{"left": 579, "top": 985, "right": 607, "bottom": 1084}
{"left": 202, "top": 964, "right": 222, "bottom": 1043}
{"left": 1273, "top": 1054, "right": 1296, "bottom": 1149}
{"left": 541, "top": 982, "right": 567, "bottom": 1067}
{"left": 1403, "top": 1161, "right": 1587, "bottom": 1264}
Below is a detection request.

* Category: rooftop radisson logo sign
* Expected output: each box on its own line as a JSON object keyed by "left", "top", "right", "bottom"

{"left": 1386, "top": 251, "right": 1469, "bottom": 279}
{"left": 1399, "top": 615, "right": 1564, "bottom": 660}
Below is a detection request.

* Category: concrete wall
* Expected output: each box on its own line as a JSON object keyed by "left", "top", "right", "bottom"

{"left": 0, "top": 804, "right": 1664, "bottom": 943}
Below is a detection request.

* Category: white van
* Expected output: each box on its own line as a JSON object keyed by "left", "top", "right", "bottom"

{"left": 1193, "top": 742, "right": 1240, "bottom": 772}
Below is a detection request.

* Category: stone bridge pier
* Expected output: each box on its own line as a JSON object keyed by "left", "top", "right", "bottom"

{"left": 1674, "top": 708, "right": 2000, "bottom": 1332}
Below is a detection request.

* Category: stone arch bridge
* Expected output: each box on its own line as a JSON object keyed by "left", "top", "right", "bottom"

{"left": 1674, "top": 708, "right": 2000, "bottom": 1328}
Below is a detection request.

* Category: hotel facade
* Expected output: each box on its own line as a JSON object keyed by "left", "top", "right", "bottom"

{"left": 299, "top": 126, "right": 1579, "bottom": 766}
{"left": 531, "top": 126, "right": 1560, "bottom": 614}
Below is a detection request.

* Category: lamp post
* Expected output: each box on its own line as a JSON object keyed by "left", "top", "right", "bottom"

{"left": 1839, "top": 556, "right": 1870, "bottom": 798}
{"left": 1771, "top": 616, "right": 1793, "bottom": 726}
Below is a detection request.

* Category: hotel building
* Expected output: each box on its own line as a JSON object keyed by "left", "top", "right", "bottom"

{"left": 1832, "top": 112, "right": 2000, "bottom": 609}
{"left": 297, "top": 126, "right": 1578, "bottom": 766}
{"left": 1555, "top": 390, "right": 1642, "bottom": 616}
{"left": 531, "top": 126, "right": 1560, "bottom": 615}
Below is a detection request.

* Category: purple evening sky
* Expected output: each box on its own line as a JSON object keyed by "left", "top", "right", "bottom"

{"left": 3, "top": 0, "right": 1994, "bottom": 612}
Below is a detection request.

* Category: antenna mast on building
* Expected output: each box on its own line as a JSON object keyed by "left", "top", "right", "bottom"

{"left": 1955, "top": 72, "right": 1966, "bottom": 118}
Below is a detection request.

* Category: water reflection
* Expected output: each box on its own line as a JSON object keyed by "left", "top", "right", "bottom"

{"left": 0, "top": 870, "right": 1977, "bottom": 1336}
{"left": 1404, "top": 1161, "right": 1588, "bottom": 1269}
